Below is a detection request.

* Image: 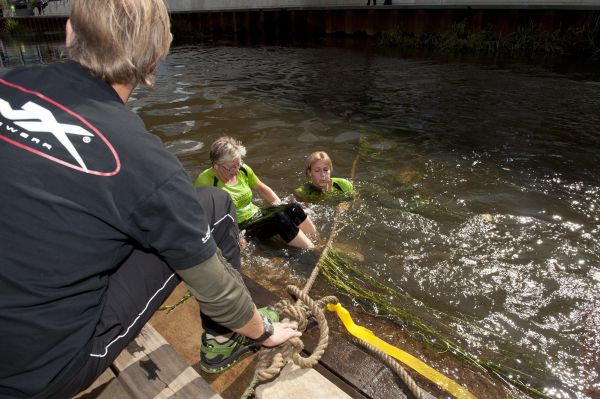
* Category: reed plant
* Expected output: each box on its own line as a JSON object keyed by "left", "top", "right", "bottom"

{"left": 2, "top": 18, "right": 25, "bottom": 35}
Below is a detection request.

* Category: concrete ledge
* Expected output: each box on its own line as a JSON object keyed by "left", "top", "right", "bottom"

{"left": 255, "top": 363, "right": 352, "bottom": 399}
{"left": 29, "top": 0, "right": 600, "bottom": 18}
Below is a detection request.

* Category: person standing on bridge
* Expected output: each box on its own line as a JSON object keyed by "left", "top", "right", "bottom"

{"left": 0, "top": 1, "right": 300, "bottom": 398}
{"left": 33, "top": 0, "right": 46, "bottom": 15}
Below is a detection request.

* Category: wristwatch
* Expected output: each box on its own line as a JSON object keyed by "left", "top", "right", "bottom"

{"left": 253, "top": 313, "right": 274, "bottom": 343}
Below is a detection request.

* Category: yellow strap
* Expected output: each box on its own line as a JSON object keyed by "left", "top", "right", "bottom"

{"left": 327, "top": 303, "right": 477, "bottom": 399}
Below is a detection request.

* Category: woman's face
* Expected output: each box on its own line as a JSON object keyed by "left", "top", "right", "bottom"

{"left": 215, "top": 157, "right": 242, "bottom": 180}
{"left": 308, "top": 159, "right": 331, "bottom": 190}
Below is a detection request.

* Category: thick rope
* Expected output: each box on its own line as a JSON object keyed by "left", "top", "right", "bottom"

{"left": 301, "top": 147, "right": 435, "bottom": 399}
{"left": 241, "top": 285, "right": 338, "bottom": 398}
{"left": 304, "top": 141, "right": 361, "bottom": 295}
{"left": 158, "top": 143, "right": 439, "bottom": 398}
{"left": 242, "top": 151, "right": 360, "bottom": 398}
{"left": 243, "top": 143, "right": 434, "bottom": 398}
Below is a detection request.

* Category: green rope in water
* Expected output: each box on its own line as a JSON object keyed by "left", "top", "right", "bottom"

{"left": 319, "top": 134, "right": 549, "bottom": 398}
{"left": 157, "top": 291, "right": 192, "bottom": 314}
{"left": 317, "top": 248, "right": 549, "bottom": 399}
{"left": 241, "top": 375, "right": 259, "bottom": 399}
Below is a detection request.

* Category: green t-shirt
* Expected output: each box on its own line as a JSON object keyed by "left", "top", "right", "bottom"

{"left": 194, "top": 164, "right": 260, "bottom": 223}
{"left": 295, "top": 177, "right": 355, "bottom": 202}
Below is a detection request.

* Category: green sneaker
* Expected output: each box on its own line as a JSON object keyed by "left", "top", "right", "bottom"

{"left": 258, "top": 305, "right": 279, "bottom": 323}
{"left": 199, "top": 306, "right": 279, "bottom": 374}
{"left": 199, "top": 332, "right": 255, "bottom": 374}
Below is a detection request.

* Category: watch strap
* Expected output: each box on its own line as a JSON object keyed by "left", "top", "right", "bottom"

{"left": 253, "top": 313, "right": 274, "bottom": 343}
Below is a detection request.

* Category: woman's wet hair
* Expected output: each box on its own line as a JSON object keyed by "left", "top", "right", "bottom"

{"left": 210, "top": 136, "right": 247, "bottom": 165}
{"left": 67, "top": 0, "right": 172, "bottom": 86}
{"left": 304, "top": 151, "right": 332, "bottom": 177}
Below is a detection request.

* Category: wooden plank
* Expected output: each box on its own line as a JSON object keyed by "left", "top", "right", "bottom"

{"left": 73, "top": 367, "right": 131, "bottom": 399}
{"left": 112, "top": 323, "right": 222, "bottom": 399}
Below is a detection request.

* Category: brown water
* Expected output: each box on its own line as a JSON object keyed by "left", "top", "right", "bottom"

{"left": 2, "top": 37, "right": 599, "bottom": 399}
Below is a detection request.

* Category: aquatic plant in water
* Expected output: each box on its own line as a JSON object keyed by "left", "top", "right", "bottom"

{"left": 318, "top": 247, "right": 550, "bottom": 398}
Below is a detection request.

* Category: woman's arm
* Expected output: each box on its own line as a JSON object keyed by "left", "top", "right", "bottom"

{"left": 254, "top": 181, "right": 281, "bottom": 205}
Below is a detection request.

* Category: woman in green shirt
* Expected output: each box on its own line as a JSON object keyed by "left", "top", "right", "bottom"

{"left": 195, "top": 137, "right": 317, "bottom": 249}
{"left": 295, "top": 151, "right": 355, "bottom": 202}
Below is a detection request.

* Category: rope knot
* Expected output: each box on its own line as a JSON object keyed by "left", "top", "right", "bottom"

{"left": 243, "top": 284, "right": 338, "bottom": 398}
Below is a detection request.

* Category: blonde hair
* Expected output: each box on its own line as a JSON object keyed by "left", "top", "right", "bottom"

{"left": 67, "top": 0, "right": 172, "bottom": 86}
{"left": 305, "top": 151, "right": 332, "bottom": 177}
{"left": 210, "top": 136, "right": 247, "bottom": 165}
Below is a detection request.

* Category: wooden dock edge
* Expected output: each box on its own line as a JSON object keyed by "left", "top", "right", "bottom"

{"left": 76, "top": 274, "right": 418, "bottom": 399}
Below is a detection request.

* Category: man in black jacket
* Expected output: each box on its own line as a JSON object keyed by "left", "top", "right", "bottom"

{"left": 0, "top": 1, "right": 300, "bottom": 398}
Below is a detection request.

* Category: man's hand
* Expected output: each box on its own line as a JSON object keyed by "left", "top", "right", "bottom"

{"left": 261, "top": 321, "right": 302, "bottom": 347}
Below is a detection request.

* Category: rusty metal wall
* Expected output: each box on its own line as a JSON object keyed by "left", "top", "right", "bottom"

{"left": 169, "top": 8, "right": 598, "bottom": 37}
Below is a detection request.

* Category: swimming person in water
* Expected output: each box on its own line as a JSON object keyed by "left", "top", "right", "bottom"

{"left": 195, "top": 136, "right": 317, "bottom": 249}
{"left": 295, "top": 151, "right": 356, "bottom": 202}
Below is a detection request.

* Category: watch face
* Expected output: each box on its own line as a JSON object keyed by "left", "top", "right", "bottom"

{"left": 263, "top": 314, "right": 274, "bottom": 335}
